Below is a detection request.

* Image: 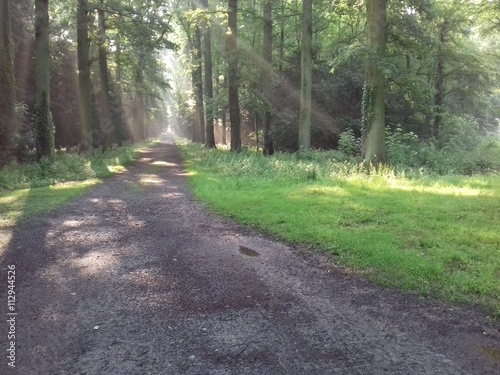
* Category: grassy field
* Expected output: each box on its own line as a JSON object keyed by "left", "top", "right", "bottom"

{"left": 179, "top": 142, "right": 500, "bottom": 317}
{"left": 0, "top": 142, "right": 153, "bottom": 228}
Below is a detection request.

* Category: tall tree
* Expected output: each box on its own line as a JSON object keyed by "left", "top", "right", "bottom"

{"left": 0, "top": 0, "right": 16, "bottom": 162}
{"left": 433, "top": 19, "right": 447, "bottom": 139}
{"left": 227, "top": 0, "right": 241, "bottom": 152}
{"left": 34, "top": 0, "right": 53, "bottom": 160}
{"left": 189, "top": 0, "right": 205, "bottom": 143}
{"left": 133, "top": 56, "right": 146, "bottom": 141}
{"left": 97, "top": 0, "right": 113, "bottom": 150}
{"left": 362, "top": 0, "right": 388, "bottom": 165}
{"left": 298, "top": 0, "right": 312, "bottom": 151}
{"left": 262, "top": 0, "right": 274, "bottom": 156}
{"left": 111, "top": 13, "right": 126, "bottom": 145}
{"left": 201, "top": 0, "right": 216, "bottom": 148}
{"left": 77, "top": 0, "right": 93, "bottom": 151}
{"left": 278, "top": 0, "right": 285, "bottom": 72}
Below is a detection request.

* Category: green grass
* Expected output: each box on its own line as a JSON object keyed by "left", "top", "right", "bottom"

{"left": 0, "top": 142, "right": 154, "bottom": 228}
{"left": 0, "top": 180, "right": 98, "bottom": 228}
{"left": 179, "top": 142, "right": 500, "bottom": 316}
{"left": 0, "top": 143, "right": 152, "bottom": 191}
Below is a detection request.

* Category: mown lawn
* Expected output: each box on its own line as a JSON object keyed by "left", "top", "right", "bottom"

{"left": 179, "top": 142, "right": 500, "bottom": 317}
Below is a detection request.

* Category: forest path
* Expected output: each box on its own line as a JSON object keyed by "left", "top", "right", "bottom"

{"left": 1, "top": 137, "right": 499, "bottom": 375}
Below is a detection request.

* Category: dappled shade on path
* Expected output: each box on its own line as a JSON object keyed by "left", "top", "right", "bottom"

{"left": 0, "top": 137, "right": 499, "bottom": 374}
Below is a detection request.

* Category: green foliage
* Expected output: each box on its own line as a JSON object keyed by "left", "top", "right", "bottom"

{"left": 386, "top": 126, "right": 419, "bottom": 167}
{"left": 270, "top": 110, "right": 298, "bottom": 152}
{"left": 0, "top": 143, "right": 146, "bottom": 191}
{"left": 180, "top": 140, "right": 374, "bottom": 182}
{"left": 337, "top": 128, "right": 361, "bottom": 159}
{"left": 476, "top": 138, "right": 500, "bottom": 171}
{"left": 180, "top": 141, "right": 500, "bottom": 315}
{"left": 383, "top": 116, "right": 500, "bottom": 175}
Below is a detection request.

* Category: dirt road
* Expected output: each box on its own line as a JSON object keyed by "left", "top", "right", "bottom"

{"left": 1, "top": 139, "right": 499, "bottom": 374}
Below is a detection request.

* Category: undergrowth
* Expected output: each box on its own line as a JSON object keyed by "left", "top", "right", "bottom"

{"left": 0, "top": 143, "right": 147, "bottom": 191}
{"left": 0, "top": 142, "right": 154, "bottom": 228}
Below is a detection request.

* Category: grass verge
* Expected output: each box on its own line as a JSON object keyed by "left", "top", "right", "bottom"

{"left": 0, "top": 142, "right": 154, "bottom": 228}
{"left": 179, "top": 142, "right": 500, "bottom": 317}
{"left": 0, "top": 180, "right": 98, "bottom": 228}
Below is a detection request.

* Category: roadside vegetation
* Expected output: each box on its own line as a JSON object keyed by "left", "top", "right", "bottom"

{"left": 0, "top": 143, "right": 151, "bottom": 227}
{"left": 179, "top": 141, "right": 500, "bottom": 317}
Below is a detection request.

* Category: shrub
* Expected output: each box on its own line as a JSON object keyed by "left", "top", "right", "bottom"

{"left": 476, "top": 138, "right": 500, "bottom": 171}
{"left": 338, "top": 128, "right": 360, "bottom": 158}
{"left": 386, "top": 126, "right": 419, "bottom": 168}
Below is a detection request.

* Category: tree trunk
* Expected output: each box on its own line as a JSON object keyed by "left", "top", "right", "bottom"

{"left": 134, "top": 59, "right": 145, "bottom": 141}
{"left": 190, "top": 68, "right": 200, "bottom": 142}
{"left": 97, "top": 0, "right": 113, "bottom": 150}
{"left": 433, "top": 21, "right": 448, "bottom": 140}
{"left": 255, "top": 110, "right": 262, "bottom": 151}
{"left": 201, "top": 0, "right": 216, "bottom": 148}
{"left": 34, "top": 0, "right": 53, "bottom": 161}
{"left": 279, "top": 0, "right": 285, "bottom": 72}
{"left": 362, "top": 0, "right": 387, "bottom": 165}
{"left": 113, "top": 21, "right": 126, "bottom": 145}
{"left": 189, "top": 0, "right": 205, "bottom": 144}
{"left": 222, "top": 111, "right": 227, "bottom": 145}
{"left": 298, "top": 0, "right": 312, "bottom": 151}
{"left": 219, "top": 73, "right": 227, "bottom": 145}
{"left": 77, "top": 0, "right": 93, "bottom": 152}
{"left": 0, "top": 0, "right": 16, "bottom": 159}
{"left": 262, "top": 0, "right": 274, "bottom": 156}
{"left": 227, "top": 0, "right": 241, "bottom": 152}
{"left": 183, "top": 9, "right": 198, "bottom": 143}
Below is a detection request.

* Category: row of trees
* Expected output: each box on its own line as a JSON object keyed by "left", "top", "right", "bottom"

{"left": 169, "top": 0, "right": 499, "bottom": 166}
{"left": 0, "top": 0, "right": 175, "bottom": 166}
{"left": 1, "top": 0, "right": 499, "bottom": 168}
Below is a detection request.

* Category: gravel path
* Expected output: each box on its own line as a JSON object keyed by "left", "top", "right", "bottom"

{"left": 1, "top": 138, "right": 499, "bottom": 375}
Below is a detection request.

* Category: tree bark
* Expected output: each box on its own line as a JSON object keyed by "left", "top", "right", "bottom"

{"left": 134, "top": 57, "right": 146, "bottom": 141}
{"left": 34, "top": 0, "right": 53, "bottom": 160}
{"left": 222, "top": 111, "right": 227, "bottom": 145}
{"left": 113, "top": 25, "right": 126, "bottom": 145}
{"left": 279, "top": 0, "right": 285, "bottom": 71}
{"left": 188, "top": 1, "right": 205, "bottom": 144}
{"left": 77, "top": 0, "right": 93, "bottom": 152}
{"left": 298, "top": 0, "right": 312, "bottom": 151}
{"left": 190, "top": 68, "right": 200, "bottom": 142}
{"left": 262, "top": 0, "right": 274, "bottom": 156}
{"left": 218, "top": 74, "right": 227, "bottom": 145}
{"left": 97, "top": 0, "right": 113, "bottom": 150}
{"left": 185, "top": 34, "right": 199, "bottom": 142}
{"left": 433, "top": 21, "right": 448, "bottom": 140}
{"left": 201, "top": 0, "right": 216, "bottom": 148}
{"left": 255, "top": 110, "right": 262, "bottom": 151}
{"left": 0, "top": 0, "right": 16, "bottom": 159}
{"left": 362, "top": 0, "right": 388, "bottom": 165}
{"left": 194, "top": 26, "right": 205, "bottom": 144}
{"left": 227, "top": 0, "right": 241, "bottom": 152}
